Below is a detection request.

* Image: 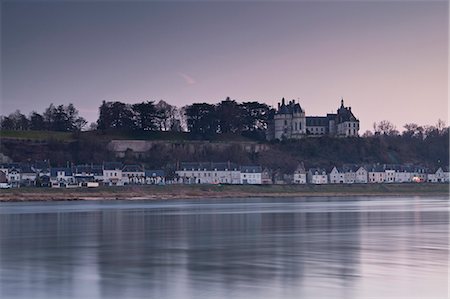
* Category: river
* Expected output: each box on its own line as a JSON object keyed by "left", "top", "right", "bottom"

{"left": 0, "top": 196, "right": 448, "bottom": 299}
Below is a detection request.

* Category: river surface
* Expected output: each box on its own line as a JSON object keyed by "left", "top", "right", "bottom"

{"left": 0, "top": 196, "right": 448, "bottom": 299}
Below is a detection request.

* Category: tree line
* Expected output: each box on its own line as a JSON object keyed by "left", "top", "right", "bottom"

{"left": 0, "top": 98, "right": 448, "bottom": 141}
{"left": 0, "top": 97, "right": 272, "bottom": 139}
{"left": 0, "top": 104, "right": 87, "bottom": 132}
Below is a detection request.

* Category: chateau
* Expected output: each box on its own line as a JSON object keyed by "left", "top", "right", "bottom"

{"left": 267, "top": 98, "right": 360, "bottom": 140}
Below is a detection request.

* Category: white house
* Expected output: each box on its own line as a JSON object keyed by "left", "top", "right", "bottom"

{"left": 411, "top": 166, "right": 427, "bottom": 183}
{"left": 394, "top": 166, "right": 413, "bottom": 183}
{"left": 293, "top": 163, "right": 307, "bottom": 184}
{"left": 308, "top": 168, "right": 328, "bottom": 184}
{"left": 368, "top": 166, "right": 386, "bottom": 183}
{"left": 145, "top": 170, "right": 165, "bottom": 185}
{"left": 354, "top": 166, "right": 368, "bottom": 183}
{"left": 329, "top": 167, "right": 345, "bottom": 184}
{"left": 240, "top": 166, "right": 262, "bottom": 185}
{"left": 427, "top": 167, "right": 449, "bottom": 183}
{"left": 103, "top": 162, "right": 123, "bottom": 186}
{"left": 122, "top": 164, "right": 145, "bottom": 185}
{"left": 50, "top": 167, "right": 74, "bottom": 187}
{"left": 384, "top": 168, "right": 396, "bottom": 183}
{"left": 176, "top": 162, "right": 240, "bottom": 184}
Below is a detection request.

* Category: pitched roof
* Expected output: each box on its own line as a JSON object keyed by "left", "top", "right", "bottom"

{"left": 180, "top": 162, "right": 239, "bottom": 171}
{"left": 103, "top": 162, "right": 123, "bottom": 170}
{"left": 122, "top": 164, "right": 144, "bottom": 172}
{"left": 240, "top": 166, "right": 262, "bottom": 173}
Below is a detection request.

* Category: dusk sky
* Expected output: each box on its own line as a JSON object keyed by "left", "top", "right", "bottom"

{"left": 1, "top": 0, "right": 448, "bottom": 132}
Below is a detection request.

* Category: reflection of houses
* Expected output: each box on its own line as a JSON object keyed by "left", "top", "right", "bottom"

{"left": 145, "top": 170, "right": 165, "bottom": 185}
{"left": 240, "top": 166, "right": 262, "bottom": 185}
{"left": 308, "top": 168, "right": 328, "bottom": 184}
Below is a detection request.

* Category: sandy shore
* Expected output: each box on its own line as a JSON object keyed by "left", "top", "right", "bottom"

{"left": 0, "top": 183, "right": 448, "bottom": 202}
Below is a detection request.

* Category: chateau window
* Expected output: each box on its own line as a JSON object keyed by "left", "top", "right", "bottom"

{"left": 284, "top": 120, "right": 287, "bottom": 126}
{"left": 294, "top": 122, "right": 297, "bottom": 131}
{"left": 299, "top": 123, "right": 302, "bottom": 130}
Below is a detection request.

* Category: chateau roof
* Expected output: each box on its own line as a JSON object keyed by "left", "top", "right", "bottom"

{"left": 306, "top": 117, "right": 328, "bottom": 126}
{"left": 277, "top": 98, "right": 303, "bottom": 115}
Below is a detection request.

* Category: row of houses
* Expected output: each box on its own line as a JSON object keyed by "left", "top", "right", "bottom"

{"left": 304, "top": 164, "right": 448, "bottom": 184}
{"left": 0, "top": 161, "right": 448, "bottom": 188}
{"left": 175, "top": 162, "right": 265, "bottom": 185}
{"left": 176, "top": 162, "right": 449, "bottom": 185}
{"left": 0, "top": 162, "right": 165, "bottom": 188}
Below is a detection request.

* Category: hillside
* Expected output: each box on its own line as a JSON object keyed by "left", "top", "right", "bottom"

{"left": 0, "top": 130, "right": 448, "bottom": 172}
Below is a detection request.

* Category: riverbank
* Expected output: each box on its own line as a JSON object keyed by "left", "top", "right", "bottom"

{"left": 0, "top": 183, "right": 448, "bottom": 202}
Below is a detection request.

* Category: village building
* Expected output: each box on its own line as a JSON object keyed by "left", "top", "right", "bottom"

{"left": 354, "top": 166, "right": 368, "bottom": 183}
{"left": 307, "top": 168, "right": 328, "bottom": 184}
{"left": 50, "top": 167, "right": 74, "bottom": 187}
{"left": 261, "top": 168, "right": 273, "bottom": 184}
{"left": 240, "top": 166, "right": 262, "bottom": 185}
{"left": 267, "top": 98, "right": 360, "bottom": 140}
{"left": 329, "top": 167, "right": 345, "bottom": 184}
{"left": 122, "top": 164, "right": 145, "bottom": 184}
{"left": 394, "top": 166, "right": 413, "bottom": 183}
{"left": 0, "top": 170, "right": 7, "bottom": 184}
{"left": 103, "top": 162, "right": 123, "bottom": 186}
{"left": 176, "top": 162, "right": 240, "bottom": 184}
{"left": 384, "top": 168, "right": 396, "bottom": 183}
{"left": 427, "top": 167, "right": 449, "bottom": 183}
{"left": 368, "top": 165, "right": 386, "bottom": 183}
{"left": 145, "top": 170, "right": 165, "bottom": 185}
{"left": 293, "top": 163, "right": 307, "bottom": 184}
{"left": 411, "top": 166, "right": 427, "bottom": 182}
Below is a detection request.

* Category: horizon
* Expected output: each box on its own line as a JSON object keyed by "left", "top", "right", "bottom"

{"left": 1, "top": 1, "right": 448, "bottom": 132}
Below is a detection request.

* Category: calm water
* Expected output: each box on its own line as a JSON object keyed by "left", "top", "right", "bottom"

{"left": 0, "top": 196, "right": 448, "bottom": 299}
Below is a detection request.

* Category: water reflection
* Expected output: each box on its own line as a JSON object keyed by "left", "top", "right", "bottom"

{"left": 0, "top": 197, "right": 448, "bottom": 299}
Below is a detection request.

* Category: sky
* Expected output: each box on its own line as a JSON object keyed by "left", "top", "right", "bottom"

{"left": 1, "top": 0, "right": 448, "bottom": 132}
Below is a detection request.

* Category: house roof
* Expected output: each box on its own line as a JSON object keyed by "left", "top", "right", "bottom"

{"left": 306, "top": 117, "right": 328, "bottom": 127}
{"left": 50, "top": 168, "right": 73, "bottom": 177}
{"left": 240, "top": 166, "right": 262, "bottom": 173}
{"left": 103, "top": 162, "right": 123, "bottom": 170}
{"left": 122, "top": 164, "right": 144, "bottom": 173}
{"left": 180, "top": 162, "right": 239, "bottom": 171}
{"left": 308, "top": 168, "right": 327, "bottom": 174}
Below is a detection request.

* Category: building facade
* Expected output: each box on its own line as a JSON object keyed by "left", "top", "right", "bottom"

{"left": 267, "top": 98, "right": 360, "bottom": 140}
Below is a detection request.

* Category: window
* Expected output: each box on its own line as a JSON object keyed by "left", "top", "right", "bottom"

{"left": 299, "top": 122, "right": 302, "bottom": 130}
{"left": 294, "top": 122, "right": 297, "bottom": 131}
{"left": 284, "top": 120, "right": 287, "bottom": 126}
